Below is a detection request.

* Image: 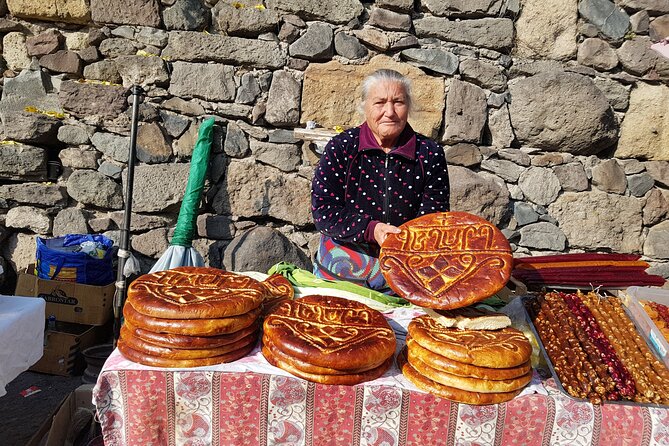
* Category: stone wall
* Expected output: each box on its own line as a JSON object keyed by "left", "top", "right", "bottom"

{"left": 0, "top": 0, "right": 668, "bottom": 291}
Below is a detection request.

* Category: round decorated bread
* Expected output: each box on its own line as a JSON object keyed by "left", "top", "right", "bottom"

{"left": 262, "top": 334, "right": 387, "bottom": 375}
{"left": 120, "top": 324, "right": 258, "bottom": 359}
{"left": 260, "top": 274, "right": 294, "bottom": 316}
{"left": 262, "top": 342, "right": 392, "bottom": 385}
{"left": 398, "top": 348, "right": 522, "bottom": 405}
{"left": 263, "top": 295, "right": 396, "bottom": 370}
{"left": 380, "top": 212, "right": 512, "bottom": 309}
{"left": 125, "top": 320, "right": 259, "bottom": 350}
{"left": 117, "top": 336, "right": 255, "bottom": 368}
{"left": 407, "top": 351, "right": 531, "bottom": 393}
{"left": 408, "top": 315, "right": 532, "bottom": 368}
{"left": 124, "top": 300, "right": 261, "bottom": 336}
{"left": 126, "top": 266, "right": 265, "bottom": 319}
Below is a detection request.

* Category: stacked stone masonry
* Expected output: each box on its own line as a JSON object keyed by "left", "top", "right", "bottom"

{"left": 0, "top": 0, "right": 667, "bottom": 290}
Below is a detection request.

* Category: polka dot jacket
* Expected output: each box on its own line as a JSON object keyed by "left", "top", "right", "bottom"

{"left": 311, "top": 121, "right": 450, "bottom": 245}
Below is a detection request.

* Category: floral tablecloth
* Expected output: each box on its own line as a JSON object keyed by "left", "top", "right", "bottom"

{"left": 94, "top": 346, "right": 669, "bottom": 446}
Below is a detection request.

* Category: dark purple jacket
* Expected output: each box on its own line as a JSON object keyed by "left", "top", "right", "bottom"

{"left": 311, "top": 122, "right": 450, "bottom": 246}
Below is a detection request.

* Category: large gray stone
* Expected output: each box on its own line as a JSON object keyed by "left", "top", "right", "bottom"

{"left": 59, "top": 147, "right": 100, "bottom": 169}
{"left": 447, "top": 165, "right": 509, "bottom": 225}
{"left": 488, "top": 106, "right": 515, "bottom": 149}
{"left": 289, "top": 22, "right": 334, "bottom": 61}
{"left": 514, "top": 201, "right": 539, "bottom": 226}
{"left": 644, "top": 220, "right": 669, "bottom": 259}
{"left": 367, "top": 7, "right": 412, "bottom": 31}
{"left": 458, "top": 58, "right": 506, "bottom": 93}
{"left": 400, "top": 48, "right": 458, "bottom": 75}
{"left": 91, "top": 132, "right": 131, "bottom": 163}
{"left": 162, "top": 31, "right": 287, "bottom": 69}
{"left": 618, "top": 0, "right": 669, "bottom": 14}
{"left": 123, "top": 163, "right": 191, "bottom": 212}
{"left": 168, "top": 61, "right": 236, "bottom": 102}
{"left": 627, "top": 172, "right": 655, "bottom": 197}
{"left": 83, "top": 60, "right": 122, "bottom": 84}
{"left": 6, "top": 206, "right": 51, "bottom": 234}
{"left": 39, "top": 50, "right": 82, "bottom": 75}
{"left": 67, "top": 169, "right": 124, "bottom": 209}
{"left": 0, "top": 142, "right": 46, "bottom": 181}
{"left": 197, "top": 213, "right": 235, "bottom": 240}
{"left": 57, "top": 125, "right": 90, "bottom": 145}
{"left": 444, "top": 144, "right": 482, "bottom": 167}
{"left": 334, "top": 32, "right": 368, "bottom": 60}
{"left": 236, "top": 73, "right": 261, "bottom": 104}
{"left": 58, "top": 81, "right": 127, "bottom": 119}
{"left": 90, "top": 0, "right": 161, "bottom": 27}
{"left": 1, "top": 111, "right": 61, "bottom": 146}
{"left": 1, "top": 69, "right": 61, "bottom": 115}
{"left": 577, "top": 37, "right": 619, "bottom": 70}
{"left": 553, "top": 162, "right": 589, "bottom": 192}
{"left": 224, "top": 122, "right": 250, "bottom": 158}
{"left": 443, "top": 79, "right": 487, "bottom": 144}
{"left": 514, "top": 0, "right": 577, "bottom": 60}
{"left": 109, "top": 211, "right": 173, "bottom": 231}
{"left": 377, "top": 0, "right": 414, "bottom": 12}
{"left": 99, "top": 37, "right": 137, "bottom": 57}
{"left": 643, "top": 189, "right": 669, "bottom": 226}
{"left": 162, "top": 0, "right": 209, "bottom": 31}
{"left": 420, "top": 0, "right": 503, "bottom": 17}
{"left": 131, "top": 228, "right": 169, "bottom": 257}
{"left": 213, "top": 2, "right": 279, "bottom": 36}
{"left": 480, "top": 158, "right": 524, "bottom": 182}
{"left": 519, "top": 221, "right": 566, "bottom": 251}
{"left": 0, "top": 183, "right": 66, "bottom": 206}
{"left": 265, "top": 70, "right": 301, "bottom": 127}
{"left": 649, "top": 14, "right": 669, "bottom": 42}
{"left": 114, "top": 55, "right": 169, "bottom": 87}
{"left": 414, "top": 17, "right": 514, "bottom": 51}
{"left": 592, "top": 158, "right": 626, "bottom": 194}
{"left": 249, "top": 140, "right": 301, "bottom": 172}
{"left": 213, "top": 160, "right": 312, "bottom": 226}
{"left": 266, "top": 0, "right": 363, "bottom": 24}
{"left": 498, "top": 148, "right": 530, "bottom": 166}
{"left": 137, "top": 122, "right": 171, "bottom": 163}
{"left": 508, "top": 71, "right": 618, "bottom": 155}
{"left": 617, "top": 36, "right": 658, "bottom": 76}
{"left": 646, "top": 161, "right": 669, "bottom": 187}
{"left": 136, "top": 27, "right": 169, "bottom": 47}
{"left": 518, "top": 167, "right": 561, "bottom": 206}
{"left": 98, "top": 161, "right": 123, "bottom": 180}
{"left": 159, "top": 110, "right": 190, "bottom": 138}
{"left": 549, "top": 191, "right": 643, "bottom": 252}
{"left": 223, "top": 226, "right": 312, "bottom": 272}
{"left": 353, "top": 26, "right": 391, "bottom": 51}
{"left": 579, "top": 0, "right": 630, "bottom": 40}
{"left": 0, "top": 232, "right": 37, "bottom": 273}
{"left": 52, "top": 208, "right": 89, "bottom": 237}
{"left": 592, "top": 77, "right": 630, "bottom": 111}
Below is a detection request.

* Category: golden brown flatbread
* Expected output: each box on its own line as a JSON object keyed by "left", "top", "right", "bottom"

{"left": 262, "top": 342, "right": 392, "bottom": 385}
{"left": 380, "top": 212, "right": 512, "bottom": 309}
{"left": 124, "top": 320, "right": 259, "bottom": 349}
{"left": 119, "top": 324, "right": 258, "bottom": 359}
{"left": 124, "top": 300, "right": 261, "bottom": 336}
{"left": 408, "top": 315, "right": 532, "bottom": 368}
{"left": 263, "top": 295, "right": 396, "bottom": 370}
{"left": 406, "top": 337, "right": 531, "bottom": 380}
{"left": 262, "top": 334, "right": 387, "bottom": 375}
{"left": 126, "top": 266, "right": 265, "bottom": 319}
{"left": 260, "top": 274, "right": 294, "bottom": 317}
{"left": 117, "top": 336, "right": 256, "bottom": 368}
{"left": 398, "top": 348, "right": 523, "bottom": 405}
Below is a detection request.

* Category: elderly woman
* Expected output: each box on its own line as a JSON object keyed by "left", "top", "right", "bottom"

{"left": 311, "top": 69, "right": 450, "bottom": 290}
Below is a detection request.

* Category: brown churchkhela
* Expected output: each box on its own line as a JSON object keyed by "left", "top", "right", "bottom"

{"left": 262, "top": 295, "right": 396, "bottom": 384}
{"left": 380, "top": 212, "right": 512, "bottom": 310}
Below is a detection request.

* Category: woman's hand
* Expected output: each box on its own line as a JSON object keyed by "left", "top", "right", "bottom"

{"left": 374, "top": 222, "right": 401, "bottom": 246}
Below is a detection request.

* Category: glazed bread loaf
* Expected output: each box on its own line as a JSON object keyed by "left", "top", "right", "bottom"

{"left": 124, "top": 320, "right": 259, "bottom": 350}
{"left": 127, "top": 266, "right": 265, "bottom": 319}
{"left": 380, "top": 212, "right": 512, "bottom": 310}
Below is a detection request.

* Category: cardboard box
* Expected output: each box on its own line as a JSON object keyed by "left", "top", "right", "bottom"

{"left": 620, "top": 286, "right": 669, "bottom": 369}
{"left": 29, "top": 321, "right": 105, "bottom": 376}
{"left": 15, "top": 264, "right": 115, "bottom": 326}
{"left": 27, "top": 384, "right": 100, "bottom": 446}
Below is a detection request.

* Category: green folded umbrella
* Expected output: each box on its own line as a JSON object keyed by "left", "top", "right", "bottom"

{"left": 150, "top": 117, "right": 215, "bottom": 273}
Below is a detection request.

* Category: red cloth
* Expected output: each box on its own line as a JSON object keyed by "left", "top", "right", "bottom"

{"left": 513, "top": 253, "right": 641, "bottom": 266}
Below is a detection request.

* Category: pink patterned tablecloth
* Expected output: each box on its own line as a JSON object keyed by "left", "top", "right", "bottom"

{"left": 94, "top": 347, "right": 669, "bottom": 446}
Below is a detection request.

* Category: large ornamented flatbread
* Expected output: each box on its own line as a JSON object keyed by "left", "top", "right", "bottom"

{"left": 124, "top": 300, "right": 261, "bottom": 336}
{"left": 406, "top": 337, "right": 531, "bottom": 380}
{"left": 398, "top": 348, "right": 523, "bottom": 405}
{"left": 408, "top": 315, "right": 532, "bottom": 368}
{"left": 263, "top": 295, "right": 396, "bottom": 370}
{"left": 261, "top": 274, "right": 294, "bottom": 316}
{"left": 117, "top": 337, "right": 256, "bottom": 368}
{"left": 262, "top": 334, "right": 387, "bottom": 375}
{"left": 408, "top": 351, "right": 532, "bottom": 393}
{"left": 380, "top": 212, "right": 512, "bottom": 309}
{"left": 124, "top": 320, "right": 259, "bottom": 349}
{"left": 120, "top": 324, "right": 258, "bottom": 359}
{"left": 262, "top": 342, "right": 392, "bottom": 385}
{"left": 127, "top": 266, "right": 265, "bottom": 319}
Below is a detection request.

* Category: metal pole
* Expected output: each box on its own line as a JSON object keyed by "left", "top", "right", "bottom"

{"left": 113, "top": 85, "right": 144, "bottom": 346}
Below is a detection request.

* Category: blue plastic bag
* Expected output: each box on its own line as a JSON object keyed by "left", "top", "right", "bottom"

{"left": 35, "top": 234, "right": 115, "bottom": 285}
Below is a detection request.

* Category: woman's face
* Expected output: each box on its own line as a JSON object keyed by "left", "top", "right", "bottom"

{"left": 364, "top": 80, "right": 410, "bottom": 147}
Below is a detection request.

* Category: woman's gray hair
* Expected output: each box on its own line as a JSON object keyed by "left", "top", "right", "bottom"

{"left": 359, "top": 69, "right": 413, "bottom": 113}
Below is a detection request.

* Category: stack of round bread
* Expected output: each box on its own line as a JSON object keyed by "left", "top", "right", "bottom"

{"left": 262, "top": 295, "right": 396, "bottom": 385}
{"left": 119, "top": 266, "right": 268, "bottom": 367}
{"left": 399, "top": 315, "right": 532, "bottom": 405}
